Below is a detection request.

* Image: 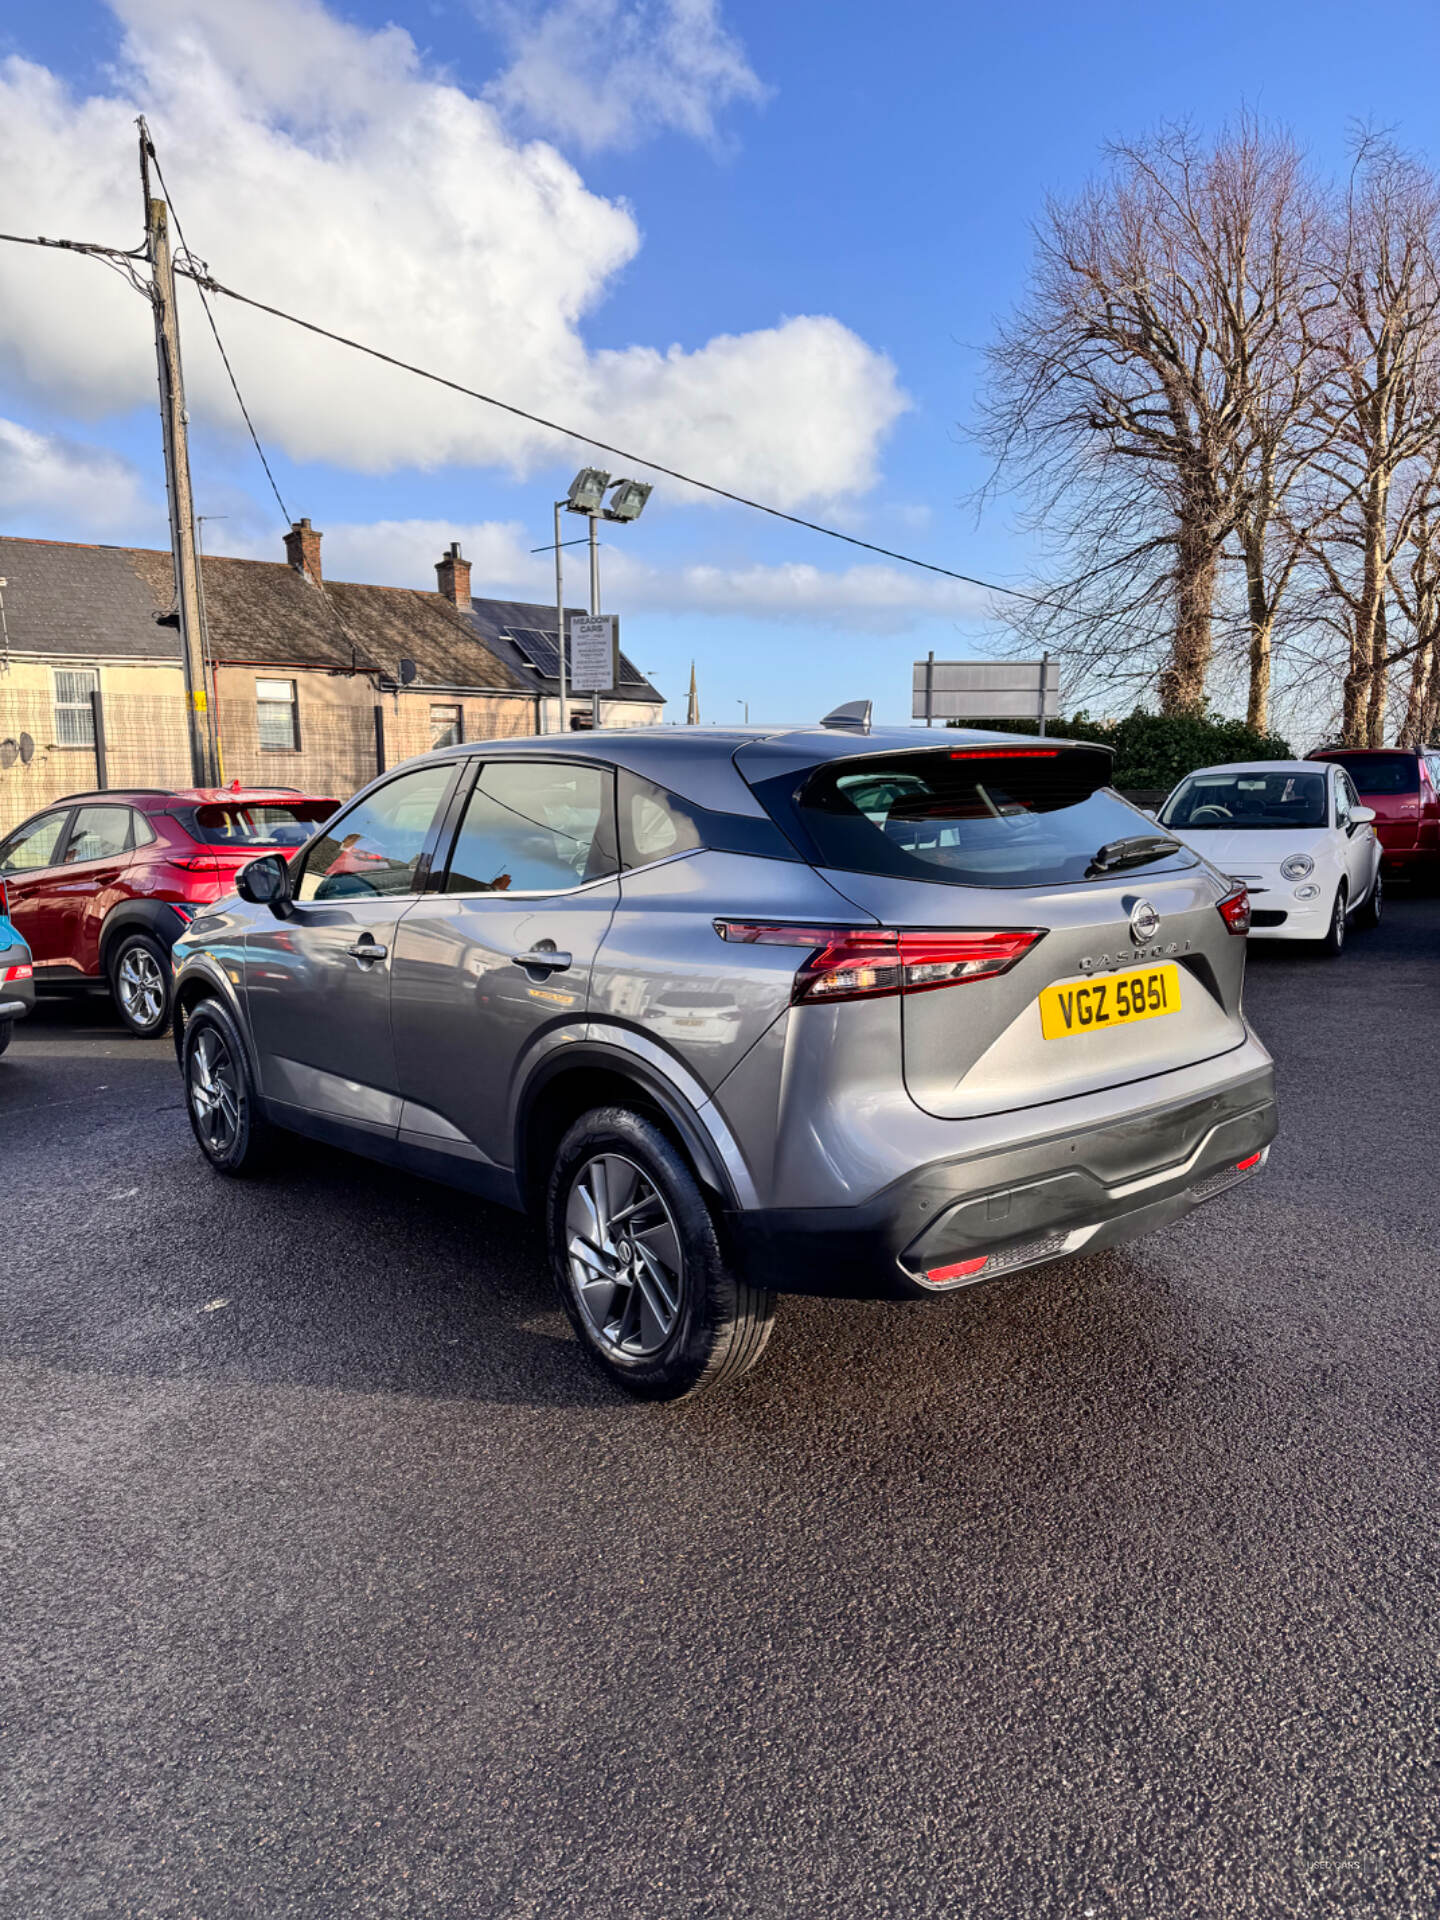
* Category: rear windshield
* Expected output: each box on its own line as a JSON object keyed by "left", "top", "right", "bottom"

{"left": 1160, "top": 770, "right": 1328, "bottom": 830}
{"left": 1316, "top": 752, "right": 1418, "bottom": 795}
{"left": 188, "top": 801, "right": 336, "bottom": 848}
{"left": 792, "top": 747, "right": 1186, "bottom": 888}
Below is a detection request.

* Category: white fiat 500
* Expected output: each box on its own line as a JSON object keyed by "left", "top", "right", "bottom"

{"left": 1157, "top": 760, "right": 1382, "bottom": 954}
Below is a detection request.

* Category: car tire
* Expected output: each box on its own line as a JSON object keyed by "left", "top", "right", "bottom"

{"left": 181, "top": 997, "right": 275, "bottom": 1176}
{"left": 1318, "top": 883, "right": 1348, "bottom": 956}
{"left": 548, "top": 1105, "right": 776, "bottom": 1401}
{"left": 109, "top": 931, "right": 173, "bottom": 1036}
{"left": 1356, "top": 868, "right": 1383, "bottom": 928}
{"left": 0, "top": 1020, "right": 11, "bottom": 1058}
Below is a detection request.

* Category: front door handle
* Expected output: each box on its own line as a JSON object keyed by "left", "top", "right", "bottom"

{"left": 345, "top": 939, "right": 388, "bottom": 963}
{"left": 515, "top": 947, "right": 573, "bottom": 972}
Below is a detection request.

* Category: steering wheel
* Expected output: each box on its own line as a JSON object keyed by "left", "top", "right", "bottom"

{"left": 1190, "top": 804, "right": 1232, "bottom": 824}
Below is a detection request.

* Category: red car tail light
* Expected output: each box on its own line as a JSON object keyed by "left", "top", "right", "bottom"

{"left": 167, "top": 855, "right": 226, "bottom": 873}
{"left": 1216, "top": 884, "right": 1251, "bottom": 936}
{"left": 714, "top": 922, "right": 1044, "bottom": 1003}
{"left": 948, "top": 746, "right": 1060, "bottom": 760}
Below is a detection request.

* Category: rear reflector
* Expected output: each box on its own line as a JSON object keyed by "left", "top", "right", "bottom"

{"left": 1235, "top": 1151, "right": 1262, "bottom": 1172}
{"left": 2, "top": 963, "right": 33, "bottom": 983}
{"left": 1216, "top": 884, "right": 1251, "bottom": 935}
{"left": 714, "top": 922, "right": 1045, "bottom": 1003}
{"left": 926, "top": 1255, "right": 989, "bottom": 1284}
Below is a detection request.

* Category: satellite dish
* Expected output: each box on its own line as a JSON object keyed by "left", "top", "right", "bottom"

{"left": 399, "top": 659, "right": 418, "bottom": 686}
{"left": 820, "top": 699, "right": 872, "bottom": 733}
{"left": 19, "top": 732, "right": 34, "bottom": 765}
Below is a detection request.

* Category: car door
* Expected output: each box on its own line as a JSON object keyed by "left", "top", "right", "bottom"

{"left": 1335, "top": 771, "right": 1374, "bottom": 901}
{"left": 53, "top": 803, "right": 138, "bottom": 973}
{"left": 0, "top": 809, "right": 75, "bottom": 969}
{"left": 244, "top": 761, "right": 460, "bottom": 1138}
{"left": 389, "top": 756, "right": 620, "bottom": 1168}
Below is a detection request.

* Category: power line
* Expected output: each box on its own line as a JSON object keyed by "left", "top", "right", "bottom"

{"left": 170, "top": 269, "right": 1053, "bottom": 610}
{"left": 0, "top": 222, "right": 1050, "bottom": 611}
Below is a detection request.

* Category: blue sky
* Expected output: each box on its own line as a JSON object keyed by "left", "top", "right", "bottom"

{"left": 3, "top": 0, "right": 1440, "bottom": 726}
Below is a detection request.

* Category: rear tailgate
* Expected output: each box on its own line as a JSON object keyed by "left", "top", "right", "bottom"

{"left": 817, "top": 866, "right": 1245, "bottom": 1118}
{"left": 738, "top": 734, "right": 1246, "bottom": 1121}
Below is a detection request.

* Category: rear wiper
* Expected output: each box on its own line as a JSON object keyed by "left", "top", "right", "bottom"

{"left": 1086, "top": 833, "right": 1181, "bottom": 877}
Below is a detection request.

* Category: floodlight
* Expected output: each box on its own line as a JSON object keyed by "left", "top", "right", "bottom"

{"left": 604, "top": 478, "right": 653, "bottom": 524}
{"left": 566, "top": 467, "right": 611, "bottom": 514}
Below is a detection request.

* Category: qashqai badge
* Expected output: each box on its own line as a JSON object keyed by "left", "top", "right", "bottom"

{"left": 1129, "top": 900, "right": 1161, "bottom": 944}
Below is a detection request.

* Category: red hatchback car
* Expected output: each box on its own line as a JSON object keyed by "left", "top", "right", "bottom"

{"left": 0, "top": 787, "right": 338, "bottom": 1035}
{"left": 1308, "top": 748, "right": 1440, "bottom": 881}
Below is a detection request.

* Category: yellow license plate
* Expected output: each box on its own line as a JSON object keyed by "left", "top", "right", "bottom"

{"left": 1038, "top": 962, "right": 1181, "bottom": 1041}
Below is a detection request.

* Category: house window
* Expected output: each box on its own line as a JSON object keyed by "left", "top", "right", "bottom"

{"left": 53, "top": 667, "right": 98, "bottom": 747}
{"left": 430, "top": 703, "right": 463, "bottom": 749}
{"left": 256, "top": 678, "right": 300, "bottom": 751}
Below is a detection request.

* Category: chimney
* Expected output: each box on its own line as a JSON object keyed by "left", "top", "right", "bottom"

{"left": 435, "top": 541, "right": 472, "bottom": 610}
{"left": 283, "top": 517, "right": 323, "bottom": 584}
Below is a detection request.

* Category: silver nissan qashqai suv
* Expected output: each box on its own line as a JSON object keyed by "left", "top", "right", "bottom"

{"left": 172, "top": 722, "right": 1277, "bottom": 1399}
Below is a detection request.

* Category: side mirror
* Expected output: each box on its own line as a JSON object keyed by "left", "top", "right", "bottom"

{"left": 1351, "top": 805, "right": 1377, "bottom": 825}
{"left": 237, "top": 852, "right": 293, "bottom": 916}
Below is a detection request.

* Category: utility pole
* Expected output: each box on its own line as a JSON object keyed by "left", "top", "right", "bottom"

{"left": 140, "top": 121, "right": 216, "bottom": 786}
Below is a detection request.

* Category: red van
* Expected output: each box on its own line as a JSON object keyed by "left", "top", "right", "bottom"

{"left": 1308, "top": 748, "right": 1440, "bottom": 881}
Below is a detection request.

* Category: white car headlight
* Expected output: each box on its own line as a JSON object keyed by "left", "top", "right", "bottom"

{"left": 1280, "top": 854, "right": 1314, "bottom": 881}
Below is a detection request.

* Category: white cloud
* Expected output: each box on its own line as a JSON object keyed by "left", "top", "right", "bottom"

{"left": 0, "top": 417, "right": 151, "bottom": 532}
{"left": 241, "top": 515, "right": 993, "bottom": 632}
{"left": 0, "top": 0, "right": 902, "bottom": 504}
{"left": 485, "top": 0, "right": 768, "bottom": 153}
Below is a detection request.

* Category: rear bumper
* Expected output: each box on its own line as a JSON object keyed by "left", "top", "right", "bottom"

{"left": 728, "top": 1058, "right": 1277, "bottom": 1298}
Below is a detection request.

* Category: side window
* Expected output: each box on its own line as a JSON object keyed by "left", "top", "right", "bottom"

{"left": 1334, "top": 776, "right": 1352, "bottom": 827}
{"left": 0, "top": 811, "right": 70, "bottom": 874}
{"left": 617, "top": 772, "right": 704, "bottom": 869}
{"left": 130, "top": 811, "right": 157, "bottom": 848}
{"left": 445, "top": 761, "right": 615, "bottom": 894}
{"left": 64, "top": 805, "right": 134, "bottom": 864}
{"left": 295, "top": 764, "right": 455, "bottom": 902}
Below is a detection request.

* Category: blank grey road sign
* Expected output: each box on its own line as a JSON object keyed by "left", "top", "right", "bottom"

{"left": 912, "top": 658, "right": 1060, "bottom": 721}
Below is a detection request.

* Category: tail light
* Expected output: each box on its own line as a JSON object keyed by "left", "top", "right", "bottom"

{"left": 715, "top": 922, "right": 1044, "bottom": 1003}
{"left": 167, "top": 855, "right": 225, "bottom": 873}
{"left": 1216, "top": 884, "right": 1251, "bottom": 936}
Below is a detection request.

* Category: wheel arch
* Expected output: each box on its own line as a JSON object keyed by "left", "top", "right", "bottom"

{"left": 98, "top": 901, "right": 189, "bottom": 976}
{"left": 515, "top": 1043, "right": 742, "bottom": 1217}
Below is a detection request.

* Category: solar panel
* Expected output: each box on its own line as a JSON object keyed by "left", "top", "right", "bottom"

{"left": 501, "top": 627, "right": 651, "bottom": 690}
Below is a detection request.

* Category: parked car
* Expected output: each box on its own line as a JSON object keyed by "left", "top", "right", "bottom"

{"left": 1307, "top": 746, "right": 1440, "bottom": 882}
{"left": 170, "top": 725, "right": 1277, "bottom": 1400}
{"left": 0, "top": 880, "right": 35, "bottom": 1058}
{"left": 1157, "top": 759, "right": 1381, "bottom": 952}
{"left": 0, "top": 787, "right": 339, "bottom": 1037}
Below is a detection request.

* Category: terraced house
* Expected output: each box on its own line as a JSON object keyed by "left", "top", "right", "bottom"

{"left": 0, "top": 524, "right": 665, "bottom": 835}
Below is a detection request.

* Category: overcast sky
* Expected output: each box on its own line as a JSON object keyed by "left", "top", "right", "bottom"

{"left": 3, "top": 0, "right": 1440, "bottom": 728}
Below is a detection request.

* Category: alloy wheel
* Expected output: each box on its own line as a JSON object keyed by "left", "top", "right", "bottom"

{"left": 1332, "top": 889, "right": 1346, "bottom": 949}
{"left": 189, "top": 1028, "right": 242, "bottom": 1156}
{"left": 117, "top": 946, "right": 166, "bottom": 1029}
{"left": 565, "top": 1153, "right": 684, "bottom": 1358}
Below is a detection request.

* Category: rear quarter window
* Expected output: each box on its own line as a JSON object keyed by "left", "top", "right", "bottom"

{"left": 1318, "top": 753, "right": 1419, "bottom": 795}
{"left": 786, "top": 746, "right": 1188, "bottom": 888}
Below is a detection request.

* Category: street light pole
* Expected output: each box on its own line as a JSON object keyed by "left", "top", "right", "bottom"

{"left": 554, "top": 499, "right": 567, "bottom": 735}
{"left": 588, "top": 511, "right": 602, "bottom": 730}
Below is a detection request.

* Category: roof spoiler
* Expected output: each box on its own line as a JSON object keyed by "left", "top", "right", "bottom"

{"left": 820, "top": 699, "right": 872, "bottom": 733}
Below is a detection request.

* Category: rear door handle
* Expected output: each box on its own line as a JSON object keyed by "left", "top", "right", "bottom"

{"left": 345, "top": 939, "right": 388, "bottom": 963}
{"left": 515, "top": 947, "right": 572, "bottom": 972}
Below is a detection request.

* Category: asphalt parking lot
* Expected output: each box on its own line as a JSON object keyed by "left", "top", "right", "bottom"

{"left": 2, "top": 903, "right": 1437, "bottom": 1919}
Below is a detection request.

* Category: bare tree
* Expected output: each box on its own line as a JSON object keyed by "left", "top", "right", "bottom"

{"left": 1297, "top": 138, "right": 1440, "bottom": 745}
{"left": 977, "top": 119, "right": 1322, "bottom": 720}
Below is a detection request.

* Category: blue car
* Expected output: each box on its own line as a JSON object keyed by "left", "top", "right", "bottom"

{"left": 0, "top": 883, "right": 34, "bottom": 1058}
